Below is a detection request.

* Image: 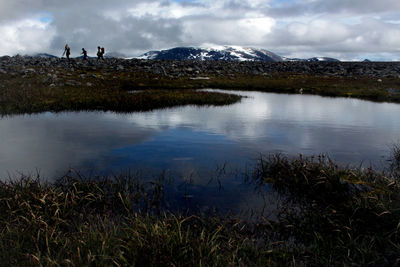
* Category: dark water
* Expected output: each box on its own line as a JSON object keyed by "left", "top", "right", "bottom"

{"left": 1, "top": 90, "right": 399, "bottom": 214}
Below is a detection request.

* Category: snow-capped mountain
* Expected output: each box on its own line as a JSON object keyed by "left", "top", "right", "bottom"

{"left": 137, "top": 46, "right": 283, "bottom": 62}
{"left": 307, "top": 57, "right": 340, "bottom": 62}
{"left": 283, "top": 56, "right": 340, "bottom": 62}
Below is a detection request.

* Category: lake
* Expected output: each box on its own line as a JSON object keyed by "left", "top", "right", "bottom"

{"left": 1, "top": 90, "right": 399, "bottom": 213}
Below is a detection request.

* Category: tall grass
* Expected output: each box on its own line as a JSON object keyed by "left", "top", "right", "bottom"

{"left": 1, "top": 151, "right": 400, "bottom": 265}
{"left": 0, "top": 173, "right": 269, "bottom": 266}
{"left": 252, "top": 154, "right": 400, "bottom": 265}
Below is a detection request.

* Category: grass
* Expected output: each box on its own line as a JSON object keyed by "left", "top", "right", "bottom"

{"left": 2, "top": 61, "right": 400, "bottom": 264}
{"left": 1, "top": 151, "right": 400, "bottom": 266}
{"left": 0, "top": 173, "right": 269, "bottom": 266}
{"left": 251, "top": 154, "right": 400, "bottom": 266}
{"left": 116, "top": 71, "right": 400, "bottom": 103}
{"left": 0, "top": 69, "right": 241, "bottom": 115}
{"left": 1, "top": 64, "right": 400, "bottom": 115}
{"left": 175, "top": 74, "right": 400, "bottom": 103}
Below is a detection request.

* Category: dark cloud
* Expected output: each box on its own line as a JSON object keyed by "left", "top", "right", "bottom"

{"left": 267, "top": 0, "right": 400, "bottom": 17}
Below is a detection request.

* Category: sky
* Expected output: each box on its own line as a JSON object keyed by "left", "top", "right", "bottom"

{"left": 0, "top": 0, "right": 399, "bottom": 60}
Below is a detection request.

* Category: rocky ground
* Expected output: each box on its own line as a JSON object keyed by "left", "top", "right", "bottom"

{"left": 1, "top": 55, "right": 400, "bottom": 83}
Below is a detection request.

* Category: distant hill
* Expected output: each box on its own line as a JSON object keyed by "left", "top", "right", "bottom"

{"left": 137, "top": 46, "right": 283, "bottom": 62}
{"left": 24, "top": 53, "right": 58, "bottom": 58}
{"left": 283, "top": 56, "right": 340, "bottom": 62}
{"left": 104, "top": 52, "right": 128, "bottom": 59}
{"left": 307, "top": 57, "right": 340, "bottom": 62}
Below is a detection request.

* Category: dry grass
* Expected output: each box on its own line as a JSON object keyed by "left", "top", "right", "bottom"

{"left": 1, "top": 150, "right": 400, "bottom": 265}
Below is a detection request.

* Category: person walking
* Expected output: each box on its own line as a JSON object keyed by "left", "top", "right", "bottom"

{"left": 81, "top": 48, "right": 88, "bottom": 60}
{"left": 62, "top": 44, "right": 71, "bottom": 61}
{"left": 97, "top": 46, "right": 104, "bottom": 60}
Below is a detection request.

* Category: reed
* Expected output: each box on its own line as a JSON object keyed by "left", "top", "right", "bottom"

{"left": 251, "top": 153, "right": 400, "bottom": 265}
{"left": 0, "top": 173, "right": 269, "bottom": 266}
{"left": 2, "top": 150, "right": 400, "bottom": 265}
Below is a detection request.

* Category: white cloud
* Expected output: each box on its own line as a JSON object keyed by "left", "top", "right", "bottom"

{"left": 0, "top": 18, "right": 56, "bottom": 55}
{"left": 182, "top": 17, "right": 275, "bottom": 45}
{"left": 128, "top": 2, "right": 206, "bottom": 19}
{"left": 0, "top": 0, "right": 399, "bottom": 59}
{"left": 283, "top": 19, "right": 350, "bottom": 45}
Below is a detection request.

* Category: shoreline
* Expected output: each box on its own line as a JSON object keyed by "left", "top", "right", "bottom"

{"left": 1, "top": 57, "right": 399, "bottom": 115}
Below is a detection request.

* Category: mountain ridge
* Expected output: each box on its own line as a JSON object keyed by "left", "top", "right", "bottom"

{"left": 137, "top": 46, "right": 283, "bottom": 62}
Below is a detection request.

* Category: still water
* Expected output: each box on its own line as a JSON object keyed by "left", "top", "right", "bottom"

{"left": 1, "top": 90, "right": 399, "bottom": 178}
{"left": 1, "top": 90, "right": 399, "bottom": 212}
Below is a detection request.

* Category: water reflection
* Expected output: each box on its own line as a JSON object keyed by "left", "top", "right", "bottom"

{"left": 1, "top": 91, "right": 399, "bottom": 180}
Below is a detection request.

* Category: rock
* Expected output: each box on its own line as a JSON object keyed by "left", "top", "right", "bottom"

{"left": 190, "top": 77, "right": 210, "bottom": 80}
{"left": 86, "top": 82, "right": 93, "bottom": 87}
{"left": 25, "top": 68, "right": 36, "bottom": 73}
{"left": 65, "top": 80, "right": 78, "bottom": 86}
{"left": 0, "top": 55, "right": 399, "bottom": 81}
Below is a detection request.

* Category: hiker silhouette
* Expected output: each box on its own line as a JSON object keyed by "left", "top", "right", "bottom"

{"left": 63, "top": 44, "right": 71, "bottom": 61}
{"left": 81, "top": 48, "right": 88, "bottom": 60}
{"left": 97, "top": 46, "right": 105, "bottom": 60}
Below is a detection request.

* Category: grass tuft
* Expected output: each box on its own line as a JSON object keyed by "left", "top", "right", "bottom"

{"left": 2, "top": 151, "right": 400, "bottom": 265}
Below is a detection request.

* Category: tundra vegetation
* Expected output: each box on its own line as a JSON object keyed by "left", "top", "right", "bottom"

{"left": 1, "top": 151, "right": 400, "bottom": 266}
{"left": 0, "top": 57, "right": 400, "bottom": 114}
{"left": 1, "top": 57, "right": 400, "bottom": 265}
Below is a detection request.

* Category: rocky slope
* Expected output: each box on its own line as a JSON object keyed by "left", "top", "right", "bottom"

{"left": 0, "top": 55, "right": 399, "bottom": 83}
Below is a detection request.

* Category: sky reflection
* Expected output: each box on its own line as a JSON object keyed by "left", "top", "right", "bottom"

{"left": 1, "top": 91, "right": 399, "bottom": 180}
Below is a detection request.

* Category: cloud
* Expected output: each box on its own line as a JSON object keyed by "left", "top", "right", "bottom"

{"left": 312, "top": 0, "right": 400, "bottom": 15}
{"left": 0, "top": 0, "right": 399, "bottom": 59}
{"left": 264, "top": 16, "right": 400, "bottom": 60}
{"left": 0, "top": 18, "right": 56, "bottom": 55}
{"left": 182, "top": 17, "right": 275, "bottom": 45}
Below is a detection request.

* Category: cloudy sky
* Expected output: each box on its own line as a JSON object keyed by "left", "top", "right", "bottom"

{"left": 0, "top": 0, "right": 399, "bottom": 60}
